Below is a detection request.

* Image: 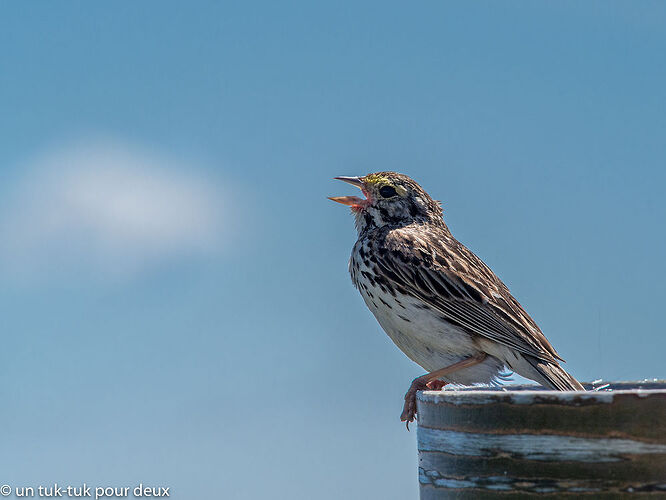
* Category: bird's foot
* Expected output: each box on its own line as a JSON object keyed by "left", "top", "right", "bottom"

{"left": 400, "top": 377, "right": 429, "bottom": 430}
{"left": 400, "top": 355, "right": 486, "bottom": 430}
{"left": 425, "top": 379, "right": 448, "bottom": 391}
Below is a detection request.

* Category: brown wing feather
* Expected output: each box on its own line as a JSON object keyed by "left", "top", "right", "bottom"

{"left": 375, "top": 226, "right": 562, "bottom": 363}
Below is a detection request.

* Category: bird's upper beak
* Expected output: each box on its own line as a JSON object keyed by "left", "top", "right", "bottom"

{"left": 333, "top": 176, "right": 365, "bottom": 189}
{"left": 328, "top": 176, "right": 369, "bottom": 208}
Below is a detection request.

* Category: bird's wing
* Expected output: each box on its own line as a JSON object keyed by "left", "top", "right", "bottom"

{"left": 376, "top": 228, "right": 562, "bottom": 362}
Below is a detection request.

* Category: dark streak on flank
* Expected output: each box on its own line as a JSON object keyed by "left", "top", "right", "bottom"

{"left": 361, "top": 270, "right": 377, "bottom": 287}
{"left": 379, "top": 297, "right": 392, "bottom": 309}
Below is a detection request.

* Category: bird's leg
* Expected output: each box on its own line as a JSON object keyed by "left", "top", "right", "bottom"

{"left": 400, "top": 353, "right": 487, "bottom": 429}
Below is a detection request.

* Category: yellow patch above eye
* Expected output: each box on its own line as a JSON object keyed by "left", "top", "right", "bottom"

{"left": 363, "top": 174, "right": 385, "bottom": 185}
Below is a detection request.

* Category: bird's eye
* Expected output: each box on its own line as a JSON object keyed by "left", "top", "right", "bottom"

{"left": 379, "top": 185, "right": 397, "bottom": 198}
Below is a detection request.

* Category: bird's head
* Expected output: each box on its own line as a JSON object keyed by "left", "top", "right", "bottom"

{"left": 329, "top": 172, "right": 444, "bottom": 234}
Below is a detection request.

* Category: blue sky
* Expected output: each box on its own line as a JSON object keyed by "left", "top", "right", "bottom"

{"left": 1, "top": 2, "right": 665, "bottom": 499}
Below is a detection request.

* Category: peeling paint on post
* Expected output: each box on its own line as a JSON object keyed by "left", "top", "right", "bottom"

{"left": 416, "top": 381, "right": 666, "bottom": 498}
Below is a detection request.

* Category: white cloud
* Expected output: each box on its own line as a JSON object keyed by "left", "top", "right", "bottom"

{"left": 0, "top": 141, "right": 233, "bottom": 282}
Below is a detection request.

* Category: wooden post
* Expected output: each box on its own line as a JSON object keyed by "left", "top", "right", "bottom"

{"left": 416, "top": 381, "right": 666, "bottom": 498}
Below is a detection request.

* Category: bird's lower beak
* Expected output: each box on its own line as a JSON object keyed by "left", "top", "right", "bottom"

{"left": 328, "top": 195, "right": 366, "bottom": 206}
{"left": 329, "top": 176, "right": 368, "bottom": 209}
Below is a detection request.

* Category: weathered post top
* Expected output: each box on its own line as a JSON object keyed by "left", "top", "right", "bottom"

{"left": 416, "top": 381, "right": 666, "bottom": 498}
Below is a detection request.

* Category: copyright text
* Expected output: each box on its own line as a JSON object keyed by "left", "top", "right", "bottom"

{"left": 0, "top": 484, "right": 169, "bottom": 499}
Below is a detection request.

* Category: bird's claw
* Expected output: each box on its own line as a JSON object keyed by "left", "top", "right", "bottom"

{"left": 400, "top": 399, "right": 416, "bottom": 426}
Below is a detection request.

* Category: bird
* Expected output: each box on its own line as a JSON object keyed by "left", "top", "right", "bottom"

{"left": 329, "top": 172, "right": 584, "bottom": 426}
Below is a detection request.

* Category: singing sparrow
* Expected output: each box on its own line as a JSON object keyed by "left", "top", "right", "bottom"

{"left": 330, "top": 172, "right": 583, "bottom": 426}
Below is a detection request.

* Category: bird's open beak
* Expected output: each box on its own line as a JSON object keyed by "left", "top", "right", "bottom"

{"left": 328, "top": 176, "right": 368, "bottom": 208}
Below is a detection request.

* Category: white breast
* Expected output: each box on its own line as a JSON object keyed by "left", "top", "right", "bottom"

{"left": 350, "top": 246, "right": 503, "bottom": 385}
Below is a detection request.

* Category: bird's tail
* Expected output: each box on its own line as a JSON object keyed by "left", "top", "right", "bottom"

{"left": 521, "top": 355, "right": 585, "bottom": 391}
